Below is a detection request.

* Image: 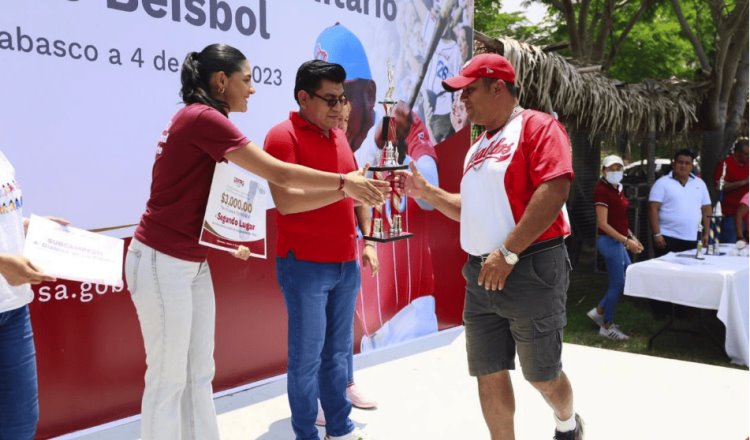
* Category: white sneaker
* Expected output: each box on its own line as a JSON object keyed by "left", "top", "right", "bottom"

{"left": 599, "top": 324, "right": 630, "bottom": 341}
{"left": 315, "top": 399, "right": 326, "bottom": 426}
{"left": 586, "top": 307, "right": 605, "bottom": 327}
{"left": 325, "top": 427, "right": 372, "bottom": 440}
{"left": 347, "top": 384, "right": 378, "bottom": 409}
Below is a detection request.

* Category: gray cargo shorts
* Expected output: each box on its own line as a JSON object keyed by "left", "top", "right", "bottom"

{"left": 462, "top": 244, "right": 571, "bottom": 382}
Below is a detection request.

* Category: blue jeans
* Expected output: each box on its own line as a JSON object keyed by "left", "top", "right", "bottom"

{"left": 0, "top": 305, "right": 38, "bottom": 440}
{"left": 720, "top": 216, "right": 746, "bottom": 243}
{"left": 597, "top": 235, "right": 631, "bottom": 324}
{"left": 277, "top": 252, "right": 360, "bottom": 440}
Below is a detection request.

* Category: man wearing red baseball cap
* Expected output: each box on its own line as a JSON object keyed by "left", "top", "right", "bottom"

{"left": 405, "top": 53, "right": 584, "bottom": 440}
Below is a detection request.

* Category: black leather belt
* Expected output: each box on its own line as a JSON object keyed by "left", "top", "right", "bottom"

{"left": 469, "top": 236, "right": 565, "bottom": 264}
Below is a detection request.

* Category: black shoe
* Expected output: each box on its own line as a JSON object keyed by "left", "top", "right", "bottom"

{"left": 553, "top": 413, "right": 584, "bottom": 440}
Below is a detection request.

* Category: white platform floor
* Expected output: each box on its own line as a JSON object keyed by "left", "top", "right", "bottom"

{"left": 61, "top": 326, "right": 749, "bottom": 440}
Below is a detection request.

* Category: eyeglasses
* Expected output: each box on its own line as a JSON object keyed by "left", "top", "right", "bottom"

{"left": 308, "top": 91, "right": 348, "bottom": 108}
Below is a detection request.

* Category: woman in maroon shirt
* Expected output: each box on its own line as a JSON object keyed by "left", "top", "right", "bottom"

{"left": 125, "top": 44, "right": 386, "bottom": 440}
{"left": 587, "top": 155, "right": 644, "bottom": 341}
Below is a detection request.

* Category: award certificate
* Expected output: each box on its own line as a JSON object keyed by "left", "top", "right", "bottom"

{"left": 199, "top": 162, "right": 267, "bottom": 259}
{"left": 22, "top": 215, "right": 124, "bottom": 287}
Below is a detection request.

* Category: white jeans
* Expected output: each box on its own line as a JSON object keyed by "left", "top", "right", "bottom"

{"left": 125, "top": 239, "right": 219, "bottom": 440}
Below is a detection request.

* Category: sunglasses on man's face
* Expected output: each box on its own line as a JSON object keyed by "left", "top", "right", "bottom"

{"left": 309, "top": 91, "right": 348, "bottom": 108}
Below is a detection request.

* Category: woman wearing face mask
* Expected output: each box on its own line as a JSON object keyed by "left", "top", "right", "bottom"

{"left": 587, "top": 155, "right": 643, "bottom": 340}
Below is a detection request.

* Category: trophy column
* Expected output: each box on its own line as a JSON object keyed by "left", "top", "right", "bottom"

{"left": 363, "top": 68, "right": 413, "bottom": 243}
{"left": 707, "top": 161, "right": 727, "bottom": 255}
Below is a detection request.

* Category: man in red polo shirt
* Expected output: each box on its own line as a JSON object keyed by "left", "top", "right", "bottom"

{"left": 715, "top": 137, "right": 749, "bottom": 242}
{"left": 264, "top": 60, "right": 375, "bottom": 440}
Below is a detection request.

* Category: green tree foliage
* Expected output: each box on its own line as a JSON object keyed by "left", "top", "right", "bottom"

{"left": 607, "top": 3, "right": 698, "bottom": 82}
{"left": 474, "top": 0, "right": 549, "bottom": 42}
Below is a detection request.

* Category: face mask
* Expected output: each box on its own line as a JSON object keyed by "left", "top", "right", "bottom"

{"left": 605, "top": 171, "right": 623, "bottom": 185}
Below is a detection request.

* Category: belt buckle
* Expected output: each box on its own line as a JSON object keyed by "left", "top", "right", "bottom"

{"left": 479, "top": 254, "right": 489, "bottom": 265}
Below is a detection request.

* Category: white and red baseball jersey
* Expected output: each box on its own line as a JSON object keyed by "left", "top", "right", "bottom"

{"left": 460, "top": 109, "right": 573, "bottom": 256}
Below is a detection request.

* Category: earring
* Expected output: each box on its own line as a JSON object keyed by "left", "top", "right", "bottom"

{"left": 219, "top": 87, "right": 225, "bottom": 94}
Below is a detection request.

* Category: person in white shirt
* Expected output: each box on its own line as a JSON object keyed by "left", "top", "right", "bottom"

{"left": 648, "top": 148, "right": 712, "bottom": 257}
{"left": 0, "top": 150, "right": 61, "bottom": 440}
{"left": 404, "top": 53, "right": 583, "bottom": 440}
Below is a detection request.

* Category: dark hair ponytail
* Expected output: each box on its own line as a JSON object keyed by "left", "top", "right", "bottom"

{"left": 180, "top": 44, "right": 247, "bottom": 115}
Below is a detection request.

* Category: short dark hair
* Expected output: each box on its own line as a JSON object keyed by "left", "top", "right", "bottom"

{"left": 294, "top": 60, "right": 347, "bottom": 104}
{"left": 480, "top": 77, "right": 519, "bottom": 98}
{"left": 180, "top": 44, "right": 246, "bottom": 115}
{"left": 734, "top": 137, "right": 749, "bottom": 152}
{"left": 673, "top": 148, "right": 696, "bottom": 161}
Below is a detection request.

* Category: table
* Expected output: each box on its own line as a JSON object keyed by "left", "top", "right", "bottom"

{"left": 624, "top": 244, "right": 749, "bottom": 366}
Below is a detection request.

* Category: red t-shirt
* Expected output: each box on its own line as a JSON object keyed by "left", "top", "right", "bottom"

{"left": 134, "top": 104, "right": 248, "bottom": 262}
{"left": 263, "top": 112, "right": 357, "bottom": 263}
{"left": 593, "top": 179, "right": 629, "bottom": 236}
{"left": 715, "top": 155, "right": 749, "bottom": 215}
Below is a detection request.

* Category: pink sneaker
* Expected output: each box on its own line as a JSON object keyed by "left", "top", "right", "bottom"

{"left": 347, "top": 384, "right": 377, "bottom": 409}
{"left": 315, "top": 399, "right": 326, "bottom": 426}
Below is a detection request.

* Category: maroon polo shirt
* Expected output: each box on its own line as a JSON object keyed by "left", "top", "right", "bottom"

{"left": 263, "top": 112, "right": 357, "bottom": 263}
{"left": 593, "top": 179, "right": 630, "bottom": 236}
{"left": 135, "top": 104, "right": 248, "bottom": 262}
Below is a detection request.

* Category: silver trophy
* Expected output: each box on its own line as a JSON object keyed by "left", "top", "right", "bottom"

{"left": 362, "top": 60, "right": 413, "bottom": 243}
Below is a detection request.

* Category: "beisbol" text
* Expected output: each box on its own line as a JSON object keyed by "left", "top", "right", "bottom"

{"left": 107, "top": 0, "right": 270, "bottom": 39}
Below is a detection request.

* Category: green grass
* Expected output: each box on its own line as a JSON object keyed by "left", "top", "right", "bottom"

{"left": 566, "top": 270, "right": 748, "bottom": 370}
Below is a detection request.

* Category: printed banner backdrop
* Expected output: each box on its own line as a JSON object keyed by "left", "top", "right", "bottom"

{"left": 1, "top": 1, "right": 473, "bottom": 437}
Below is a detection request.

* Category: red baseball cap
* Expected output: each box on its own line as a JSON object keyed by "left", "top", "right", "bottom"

{"left": 442, "top": 53, "right": 516, "bottom": 92}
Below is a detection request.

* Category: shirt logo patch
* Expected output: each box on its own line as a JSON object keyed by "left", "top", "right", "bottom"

{"left": 464, "top": 137, "right": 514, "bottom": 173}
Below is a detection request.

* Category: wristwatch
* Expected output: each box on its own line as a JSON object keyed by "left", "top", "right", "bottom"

{"left": 498, "top": 245, "right": 519, "bottom": 266}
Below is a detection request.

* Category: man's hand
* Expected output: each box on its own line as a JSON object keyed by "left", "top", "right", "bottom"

{"left": 477, "top": 250, "right": 514, "bottom": 291}
{"left": 0, "top": 254, "right": 56, "bottom": 286}
{"left": 654, "top": 235, "right": 667, "bottom": 249}
{"left": 361, "top": 244, "right": 379, "bottom": 276}
{"left": 230, "top": 245, "right": 251, "bottom": 261}
{"left": 344, "top": 164, "right": 389, "bottom": 206}
{"left": 403, "top": 161, "right": 430, "bottom": 199}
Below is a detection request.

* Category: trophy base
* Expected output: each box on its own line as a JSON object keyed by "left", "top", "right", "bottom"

{"left": 363, "top": 231, "right": 413, "bottom": 243}
{"left": 369, "top": 164, "right": 408, "bottom": 172}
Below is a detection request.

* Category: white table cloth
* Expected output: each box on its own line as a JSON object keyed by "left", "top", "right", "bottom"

{"left": 624, "top": 244, "right": 749, "bottom": 366}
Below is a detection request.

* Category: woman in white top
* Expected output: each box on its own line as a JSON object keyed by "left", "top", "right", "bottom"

{"left": 0, "top": 150, "right": 61, "bottom": 440}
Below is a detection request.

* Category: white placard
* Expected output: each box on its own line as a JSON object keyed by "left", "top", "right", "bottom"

{"left": 199, "top": 162, "right": 268, "bottom": 259}
{"left": 22, "top": 215, "right": 124, "bottom": 287}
